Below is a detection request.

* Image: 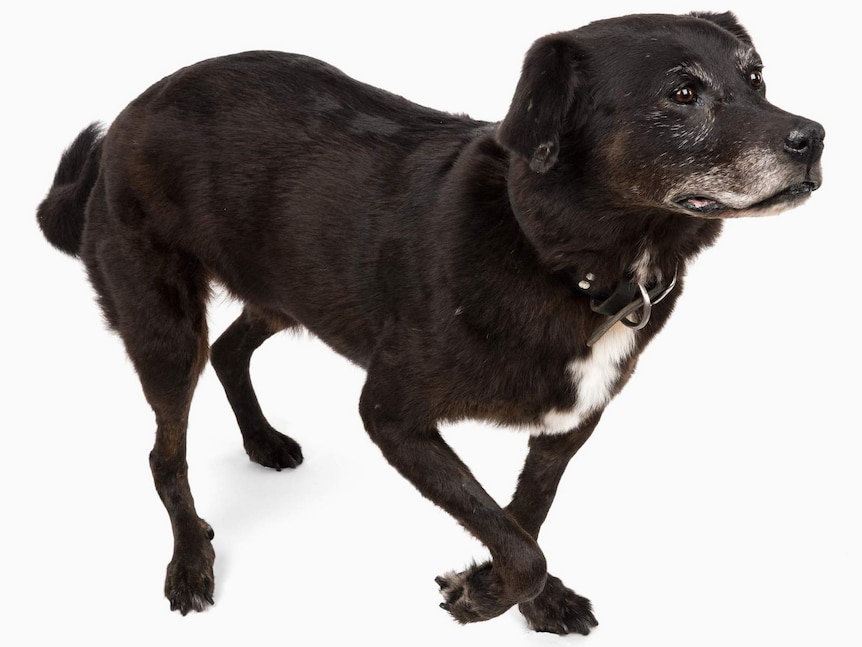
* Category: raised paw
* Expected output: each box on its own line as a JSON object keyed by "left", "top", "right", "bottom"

{"left": 518, "top": 574, "right": 598, "bottom": 635}
{"left": 243, "top": 426, "right": 303, "bottom": 471}
{"left": 435, "top": 562, "right": 513, "bottom": 623}
{"left": 164, "top": 533, "right": 216, "bottom": 615}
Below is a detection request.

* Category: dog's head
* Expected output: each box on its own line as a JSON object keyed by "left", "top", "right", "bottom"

{"left": 498, "top": 12, "right": 824, "bottom": 219}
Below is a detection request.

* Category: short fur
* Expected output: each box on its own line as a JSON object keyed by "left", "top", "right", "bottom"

{"left": 38, "top": 11, "right": 823, "bottom": 633}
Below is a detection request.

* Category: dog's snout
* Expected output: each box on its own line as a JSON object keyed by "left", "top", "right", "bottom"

{"left": 784, "top": 121, "right": 825, "bottom": 165}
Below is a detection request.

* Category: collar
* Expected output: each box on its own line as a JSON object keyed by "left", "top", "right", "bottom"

{"left": 568, "top": 267, "right": 678, "bottom": 347}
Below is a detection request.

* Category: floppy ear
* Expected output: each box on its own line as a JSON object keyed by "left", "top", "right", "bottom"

{"left": 497, "top": 34, "right": 586, "bottom": 173}
{"left": 691, "top": 11, "right": 753, "bottom": 45}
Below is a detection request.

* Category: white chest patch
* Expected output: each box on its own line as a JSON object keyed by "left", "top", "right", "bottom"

{"left": 527, "top": 323, "right": 637, "bottom": 435}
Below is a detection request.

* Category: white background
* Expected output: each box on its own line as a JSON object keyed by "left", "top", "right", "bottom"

{"left": 2, "top": 1, "right": 858, "bottom": 645}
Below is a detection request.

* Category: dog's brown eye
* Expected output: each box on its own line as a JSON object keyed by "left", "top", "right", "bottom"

{"left": 749, "top": 70, "right": 764, "bottom": 88}
{"left": 672, "top": 85, "right": 697, "bottom": 104}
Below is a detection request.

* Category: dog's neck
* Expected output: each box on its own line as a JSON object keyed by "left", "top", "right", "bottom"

{"left": 506, "top": 162, "right": 723, "bottom": 297}
{"left": 522, "top": 211, "right": 721, "bottom": 299}
{"left": 507, "top": 180, "right": 724, "bottom": 346}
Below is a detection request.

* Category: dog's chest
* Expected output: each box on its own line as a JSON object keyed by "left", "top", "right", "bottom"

{"left": 518, "top": 323, "right": 637, "bottom": 435}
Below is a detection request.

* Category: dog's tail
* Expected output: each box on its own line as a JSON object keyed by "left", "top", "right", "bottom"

{"left": 37, "top": 123, "right": 104, "bottom": 257}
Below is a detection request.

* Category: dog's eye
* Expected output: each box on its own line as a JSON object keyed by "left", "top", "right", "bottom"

{"left": 672, "top": 85, "right": 697, "bottom": 105}
{"left": 749, "top": 70, "right": 764, "bottom": 88}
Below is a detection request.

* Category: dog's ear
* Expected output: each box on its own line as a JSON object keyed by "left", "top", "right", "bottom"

{"left": 691, "top": 11, "right": 753, "bottom": 45}
{"left": 497, "top": 34, "right": 586, "bottom": 174}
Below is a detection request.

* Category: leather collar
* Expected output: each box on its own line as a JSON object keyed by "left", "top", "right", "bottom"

{"left": 566, "top": 267, "right": 678, "bottom": 346}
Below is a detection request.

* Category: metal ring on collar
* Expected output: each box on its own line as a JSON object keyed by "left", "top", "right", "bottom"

{"left": 623, "top": 283, "right": 652, "bottom": 330}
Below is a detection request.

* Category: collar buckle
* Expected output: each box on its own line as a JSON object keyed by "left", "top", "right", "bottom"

{"left": 586, "top": 268, "right": 678, "bottom": 347}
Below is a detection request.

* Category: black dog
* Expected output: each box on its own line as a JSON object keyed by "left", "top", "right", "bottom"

{"left": 38, "top": 11, "right": 823, "bottom": 634}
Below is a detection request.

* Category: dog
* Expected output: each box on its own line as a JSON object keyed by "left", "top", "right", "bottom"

{"left": 37, "top": 11, "right": 823, "bottom": 634}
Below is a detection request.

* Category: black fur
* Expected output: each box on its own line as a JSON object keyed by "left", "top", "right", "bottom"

{"left": 37, "top": 122, "right": 103, "bottom": 255}
{"left": 37, "top": 12, "right": 823, "bottom": 632}
{"left": 497, "top": 34, "right": 587, "bottom": 173}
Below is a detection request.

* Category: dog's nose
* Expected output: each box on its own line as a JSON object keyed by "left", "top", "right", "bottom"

{"left": 784, "top": 120, "right": 825, "bottom": 165}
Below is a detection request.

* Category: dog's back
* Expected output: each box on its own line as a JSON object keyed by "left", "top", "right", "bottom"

{"left": 91, "top": 52, "right": 486, "bottom": 362}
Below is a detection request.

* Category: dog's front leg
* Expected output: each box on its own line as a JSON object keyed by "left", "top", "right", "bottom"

{"left": 506, "top": 414, "right": 601, "bottom": 539}
{"left": 504, "top": 414, "right": 602, "bottom": 634}
{"left": 359, "top": 359, "right": 547, "bottom": 624}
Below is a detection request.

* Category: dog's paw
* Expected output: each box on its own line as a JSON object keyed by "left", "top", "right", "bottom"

{"left": 243, "top": 426, "right": 303, "bottom": 471}
{"left": 518, "top": 574, "right": 597, "bottom": 635}
{"left": 435, "top": 562, "right": 512, "bottom": 623}
{"left": 164, "top": 532, "right": 216, "bottom": 615}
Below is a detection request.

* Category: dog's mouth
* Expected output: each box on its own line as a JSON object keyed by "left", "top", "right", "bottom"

{"left": 674, "top": 181, "right": 820, "bottom": 217}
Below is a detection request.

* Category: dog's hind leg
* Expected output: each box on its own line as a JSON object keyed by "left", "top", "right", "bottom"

{"left": 82, "top": 220, "right": 215, "bottom": 614}
{"left": 505, "top": 415, "right": 602, "bottom": 635}
{"left": 210, "top": 307, "right": 303, "bottom": 470}
{"left": 359, "top": 345, "right": 548, "bottom": 624}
